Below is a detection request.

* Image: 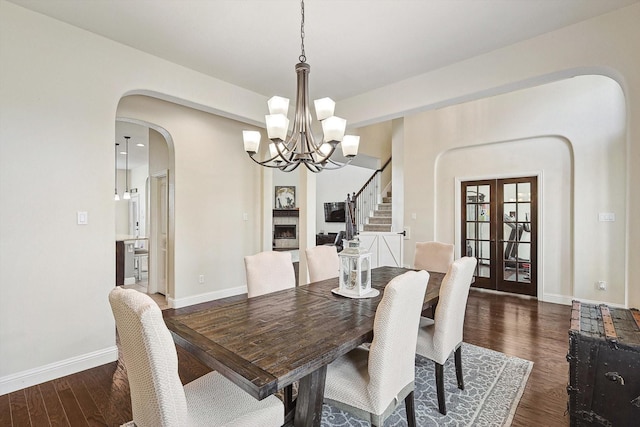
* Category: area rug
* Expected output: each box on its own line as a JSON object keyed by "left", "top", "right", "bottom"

{"left": 321, "top": 343, "right": 533, "bottom": 427}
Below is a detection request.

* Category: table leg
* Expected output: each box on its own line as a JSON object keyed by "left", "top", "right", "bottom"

{"left": 294, "top": 365, "right": 327, "bottom": 427}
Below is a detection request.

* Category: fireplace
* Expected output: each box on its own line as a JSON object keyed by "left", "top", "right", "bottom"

{"left": 274, "top": 224, "right": 297, "bottom": 239}
{"left": 273, "top": 209, "right": 299, "bottom": 249}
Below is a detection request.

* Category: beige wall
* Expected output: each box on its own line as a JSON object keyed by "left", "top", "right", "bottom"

{"left": 403, "top": 76, "right": 625, "bottom": 305}
{"left": 338, "top": 4, "right": 640, "bottom": 308}
{"left": 117, "top": 95, "right": 263, "bottom": 303}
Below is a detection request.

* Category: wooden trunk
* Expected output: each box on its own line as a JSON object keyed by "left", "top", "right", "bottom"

{"left": 567, "top": 301, "right": 640, "bottom": 426}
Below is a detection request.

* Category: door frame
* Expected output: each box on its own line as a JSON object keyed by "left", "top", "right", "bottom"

{"left": 455, "top": 172, "right": 543, "bottom": 297}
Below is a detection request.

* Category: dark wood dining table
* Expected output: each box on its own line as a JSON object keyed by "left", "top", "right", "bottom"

{"left": 164, "top": 266, "right": 443, "bottom": 427}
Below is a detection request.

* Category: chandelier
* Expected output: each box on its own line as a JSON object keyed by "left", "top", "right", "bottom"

{"left": 242, "top": 0, "right": 360, "bottom": 173}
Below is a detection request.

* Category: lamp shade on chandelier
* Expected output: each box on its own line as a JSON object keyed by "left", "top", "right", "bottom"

{"left": 242, "top": 0, "right": 360, "bottom": 172}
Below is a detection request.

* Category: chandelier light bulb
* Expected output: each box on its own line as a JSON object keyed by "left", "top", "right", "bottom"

{"left": 314, "top": 98, "right": 335, "bottom": 121}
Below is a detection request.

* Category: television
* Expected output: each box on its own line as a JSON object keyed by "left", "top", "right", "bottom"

{"left": 324, "top": 202, "right": 346, "bottom": 223}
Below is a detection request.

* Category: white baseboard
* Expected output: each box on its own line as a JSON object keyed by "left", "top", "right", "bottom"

{"left": 541, "top": 293, "right": 574, "bottom": 306}
{"left": 0, "top": 346, "right": 118, "bottom": 395}
{"left": 168, "top": 286, "right": 247, "bottom": 309}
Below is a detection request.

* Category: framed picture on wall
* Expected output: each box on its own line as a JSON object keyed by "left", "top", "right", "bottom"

{"left": 275, "top": 186, "right": 296, "bottom": 209}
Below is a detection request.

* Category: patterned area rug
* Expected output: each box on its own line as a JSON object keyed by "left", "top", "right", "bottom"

{"left": 321, "top": 343, "right": 533, "bottom": 427}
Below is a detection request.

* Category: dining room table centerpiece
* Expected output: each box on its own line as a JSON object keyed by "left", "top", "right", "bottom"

{"left": 338, "top": 238, "right": 373, "bottom": 297}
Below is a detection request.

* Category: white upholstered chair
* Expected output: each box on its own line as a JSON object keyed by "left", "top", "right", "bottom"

{"left": 323, "top": 270, "right": 430, "bottom": 427}
{"left": 244, "top": 251, "right": 296, "bottom": 298}
{"left": 415, "top": 256, "right": 477, "bottom": 415}
{"left": 413, "top": 241, "right": 455, "bottom": 273}
{"left": 305, "top": 245, "right": 339, "bottom": 282}
{"left": 108, "top": 287, "right": 283, "bottom": 427}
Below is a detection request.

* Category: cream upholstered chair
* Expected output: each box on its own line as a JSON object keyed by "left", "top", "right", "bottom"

{"left": 109, "top": 287, "right": 283, "bottom": 427}
{"left": 305, "top": 245, "right": 339, "bottom": 282}
{"left": 244, "top": 251, "right": 296, "bottom": 298}
{"left": 415, "top": 256, "right": 477, "bottom": 415}
{"left": 323, "top": 270, "right": 430, "bottom": 427}
{"left": 413, "top": 241, "right": 455, "bottom": 273}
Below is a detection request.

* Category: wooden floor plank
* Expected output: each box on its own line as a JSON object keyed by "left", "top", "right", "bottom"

{"left": 52, "top": 378, "right": 87, "bottom": 427}
{"left": 65, "top": 372, "right": 108, "bottom": 427}
{"left": 24, "top": 385, "right": 49, "bottom": 427}
{"left": 9, "top": 390, "right": 30, "bottom": 427}
{"left": 0, "top": 393, "right": 12, "bottom": 426}
{"left": 38, "top": 382, "right": 69, "bottom": 427}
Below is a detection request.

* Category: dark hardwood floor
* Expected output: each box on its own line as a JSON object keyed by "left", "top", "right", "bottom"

{"left": 1, "top": 289, "right": 571, "bottom": 426}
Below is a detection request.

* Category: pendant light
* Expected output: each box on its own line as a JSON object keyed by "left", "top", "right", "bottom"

{"left": 114, "top": 142, "right": 120, "bottom": 201}
{"left": 123, "top": 136, "right": 131, "bottom": 200}
{"left": 242, "top": 0, "right": 360, "bottom": 172}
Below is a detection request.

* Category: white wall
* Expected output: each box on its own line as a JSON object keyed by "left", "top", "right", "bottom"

{"left": 403, "top": 75, "right": 626, "bottom": 305}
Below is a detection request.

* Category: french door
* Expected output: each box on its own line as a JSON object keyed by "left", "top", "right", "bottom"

{"left": 461, "top": 177, "right": 537, "bottom": 296}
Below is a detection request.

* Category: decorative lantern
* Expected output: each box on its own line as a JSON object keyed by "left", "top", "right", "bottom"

{"left": 338, "top": 238, "right": 373, "bottom": 297}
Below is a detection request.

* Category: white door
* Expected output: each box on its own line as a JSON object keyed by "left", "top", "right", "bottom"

{"left": 358, "top": 232, "right": 404, "bottom": 268}
{"left": 149, "top": 173, "right": 168, "bottom": 295}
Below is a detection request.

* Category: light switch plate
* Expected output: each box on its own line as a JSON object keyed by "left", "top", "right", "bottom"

{"left": 598, "top": 212, "right": 615, "bottom": 222}
{"left": 77, "top": 211, "right": 88, "bottom": 225}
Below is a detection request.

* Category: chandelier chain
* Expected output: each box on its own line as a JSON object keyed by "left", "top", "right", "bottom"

{"left": 299, "top": 0, "right": 306, "bottom": 63}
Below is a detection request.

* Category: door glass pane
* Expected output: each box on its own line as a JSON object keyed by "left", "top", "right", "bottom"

{"left": 478, "top": 222, "right": 490, "bottom": 240}
{"left": 465, "top": 240, "right": 475, "bottom": 257}
{"left": 466, "top": 223, "right": 476, "bottom": 239}
{"left": 504, "top": 203, "right": 517, "bottom": 221}
{"left": 518, "top": 183, "right": 531, "bottom": 201}
{"left": 467, "top": 185, "right": 479, "bottom": 202}
{"left": 503, "top": 222, "right": 516, "bottom": 242}
{"left": 478, "top": 258, "right": 490, "bottom": 278}
{"left": 518, "top": 202, "right": 531, "bottom": 222}
{"left": 479, "top": 204, "right": 490, "bottom": 222}
{"left": 503, "top": 183, "right": 517, "bottom": 202}
{"left": 519, "top": 242, "right": 531, "bottom": 262}
{"left": 477, "top": 185, "right": 489, "bottom": 203}
{"left": 479, "top": 241, "right": 490, "bottom": 259}
{"left": 466, "top": 204, "right": 476, "bottom": 221}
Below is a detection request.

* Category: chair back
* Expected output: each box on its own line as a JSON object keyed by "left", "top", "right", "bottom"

{"left": 431, "top": 256, "right": 477, "bottom": 362}
{"left": 244, "top": 251, "right": 296, "bottom": 298}
{"left": 305, "top": 245, "right": 339, "bottom": 282}
{"left": 109, "top": 287, "right": 187, "bottom": 427}
{"left": 367, "top": 270, "right": 429, "bottom": 411}
{"left": 414, "top": 241, "right": 454, "bottom": 273}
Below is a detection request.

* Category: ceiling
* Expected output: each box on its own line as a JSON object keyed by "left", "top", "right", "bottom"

{"left": 8, "top": 0, "right": 639, "bottom": 169}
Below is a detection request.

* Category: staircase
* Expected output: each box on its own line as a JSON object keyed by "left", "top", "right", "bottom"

{"left": 362, "top": 191, "right": 392, "bottom": 232}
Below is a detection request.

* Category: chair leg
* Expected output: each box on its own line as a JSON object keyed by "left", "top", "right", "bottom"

{"left": 284, "top": 384, "right": 294, "bottom": 414}
{"left": 455, "top": 345, "right": 464, "bottom": 390}
{"left": 435, "top": 362, "right": 446, "bottom": 415}
{"left": 404, "top": 390, "right": 416, "bottom": 427}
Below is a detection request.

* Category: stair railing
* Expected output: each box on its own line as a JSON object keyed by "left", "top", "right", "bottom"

{"left": 351, "top": 157, "right": 392, "bottom": 233}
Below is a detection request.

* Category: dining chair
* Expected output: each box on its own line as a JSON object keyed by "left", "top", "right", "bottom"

{"left": 244, "top": 250, "right": 296, "bottom": 298}
{"left": 414, "top": 241, "right": 455, "bottom": 273}
{"left": 305, "top": 245, "right": 339, "bottom": 282}
{"left": 415, "top": 256, "right": 477, "bottom": 415}
{"left": 109, "top": 287, "right": 284, "bottom": 427}
{"left": 323, "top": 270, "right": 430, "bottom": 427}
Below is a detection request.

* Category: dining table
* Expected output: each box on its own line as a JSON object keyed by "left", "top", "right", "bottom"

{"left": 164, "top": 266, "right": 444, "bottom": 427}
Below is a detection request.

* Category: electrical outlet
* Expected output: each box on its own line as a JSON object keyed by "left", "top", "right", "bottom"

{"left": 199, "top": 275, "right": 205, "bottom": 284}
{"left": 597, "top": 280, "right": 607, "bottom": 291}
